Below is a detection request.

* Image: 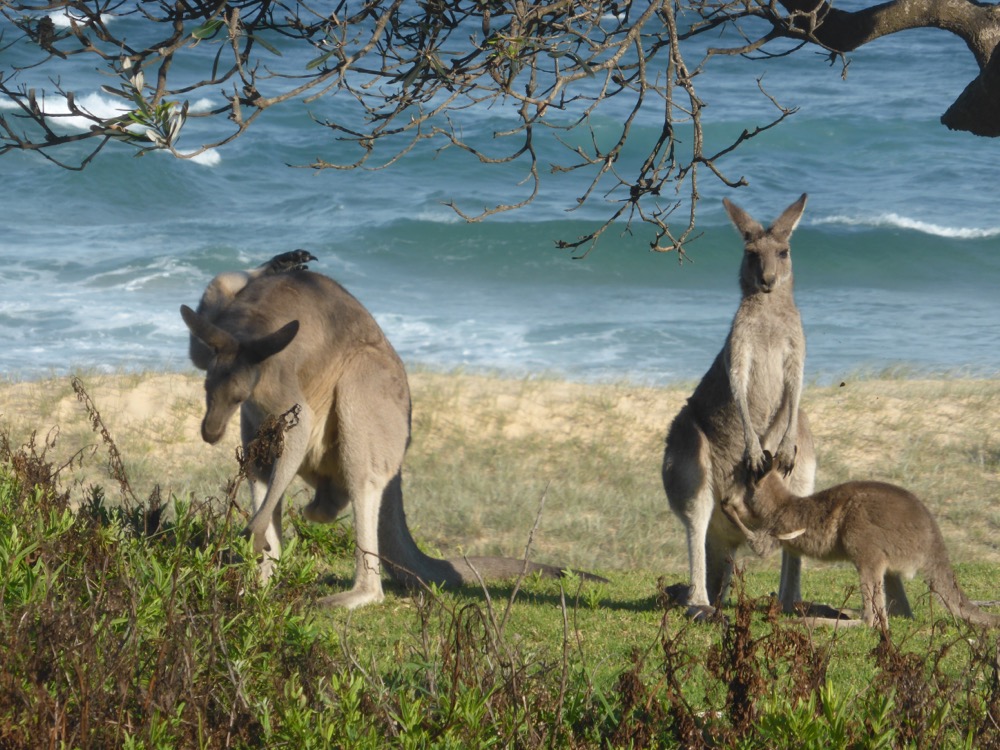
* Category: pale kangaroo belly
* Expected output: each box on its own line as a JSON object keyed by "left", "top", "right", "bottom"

{"left": 746, "top": 354, "right": 790, "bottom": 428}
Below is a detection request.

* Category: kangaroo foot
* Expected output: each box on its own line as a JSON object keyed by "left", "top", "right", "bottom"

{"left": 657, "top": 581, "right": 726, "bottom": 623}
{"left": 317, "top": 587, "right": 385, "bottom": 610}
{"left": 686, "top": 604, "right": 722, "bottom": 622}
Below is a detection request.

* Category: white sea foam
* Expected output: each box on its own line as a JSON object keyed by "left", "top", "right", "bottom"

{"left": 180, "top": 149, "right": 221, "bottom": 167}
{"left": 0, "top": 89, "right": 214, "bottom": 116}
{"left": 0, "top": 90, "right": 221, "bottom": 165}
{"left": 188, "top": 98, "right": 215, "bottom": 113}
{"left": 0, "top": 91, "right": 132, "bottom": 130}
{"left": 0, "top": 91, "right": 126, "bottom": 125}
{"left": 816, "top": 213, "right": 1000, "bottom": 239}
{"left": 48, "top": 10, "right": 114, "bottom": 28}
{"left": 412, "top": 206, "right": 462, "bottom": 224}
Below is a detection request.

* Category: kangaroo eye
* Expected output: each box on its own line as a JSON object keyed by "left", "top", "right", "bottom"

{"left": 779, "top": 250, "right": 789, "bottom": 259}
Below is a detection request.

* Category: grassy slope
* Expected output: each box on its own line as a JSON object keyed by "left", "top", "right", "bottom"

{"left": 2, "top": 371, "right": 998, "bottom": 628}
{"left": 1, "top": 370, "right": 998, "bottom": 577}
{"left": 1, "top": 371, "right": 998, "bottom": 745}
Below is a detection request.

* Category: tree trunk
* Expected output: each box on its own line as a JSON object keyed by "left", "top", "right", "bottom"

{"left": 941, "top": 44, "right": 1000, "bottom": 136}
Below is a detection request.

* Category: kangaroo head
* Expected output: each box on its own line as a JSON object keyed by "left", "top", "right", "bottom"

{"left": 744, "top": 449, "right": 784, "bottom": 512}
{"left": 180, "top": 304, "right": 300, "bottom": 444}
{"left": 724, "top": 193, "right": 807, "bottom": 295}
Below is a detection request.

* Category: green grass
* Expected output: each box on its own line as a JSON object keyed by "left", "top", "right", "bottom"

{"left": 1, "top": 372, "right": 999, "bottom": 746}
{"left": 0, "top": 382, "right": 1000, "bottom": 748}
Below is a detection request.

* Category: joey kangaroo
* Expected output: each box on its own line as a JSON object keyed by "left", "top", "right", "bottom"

{"left": 662, "top": 194, "right": 816, "bottom": 616}
{"left": 723, "top": 458, "right": 1000, "bottom": 628}
{"left": 182, "top": 252, "right": 596, "bottom": 609}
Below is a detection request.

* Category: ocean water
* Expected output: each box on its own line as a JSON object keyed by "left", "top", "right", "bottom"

{"left": 2, "top": 7, "right": 999, "bottom": 385}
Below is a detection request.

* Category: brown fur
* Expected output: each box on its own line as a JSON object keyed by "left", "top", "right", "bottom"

{"left": 662, "top": 195, "right": 816, "bottom": 613}
{"left": 724, "top": 467, "right": 999, "bottom": 627}
{"left": 182, "top": 253, "right": 598, "bottom": 609}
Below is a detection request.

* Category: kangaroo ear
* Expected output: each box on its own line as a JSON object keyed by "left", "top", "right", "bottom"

{"left": 723, "top": 197, "right": 764, "bottom": 241}
{"left": 769, "top": 193, "right": 807, "bottom": 241}
{"left": 244, "top": 319, "right": 300, "bottom": 365}
{"left": 180, "top": 304, "right": 238, "bottom": 353}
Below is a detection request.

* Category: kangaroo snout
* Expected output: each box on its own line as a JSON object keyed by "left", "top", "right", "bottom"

{"left": 201, "top": 419, "right": 226, "bottom": 445}
{"left": 757, "top": 265, "right": 778, "bottom": 292}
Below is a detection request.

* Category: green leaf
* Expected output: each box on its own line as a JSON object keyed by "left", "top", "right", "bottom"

{"left": 306, "top": 49, "right": 337, "bottom": 71}
{"left": 249, "top": 34, "right": 283, "bottom": 57}
{"left": 192, "top": 19, "right": 224, "bottom": 40}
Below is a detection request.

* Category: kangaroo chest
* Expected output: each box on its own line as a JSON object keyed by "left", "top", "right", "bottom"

{"left": 729, "top": 301, "right": 802, "bottom": 411}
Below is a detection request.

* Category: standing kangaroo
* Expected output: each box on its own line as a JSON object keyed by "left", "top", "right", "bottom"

{"left": 723, "top": 458, "right": 1000, "bottom": 627}
{"left": 662, "top": 194, "right": 816, "bottom": 615}
{"left": 182, "top": 253, "right": 593, "bottom": 609}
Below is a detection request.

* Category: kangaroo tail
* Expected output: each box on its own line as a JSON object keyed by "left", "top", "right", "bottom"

{"left": 446, "top": 557, "right": 606, "bottom": 584}
{"left": 377, "top": 474, "right": 606, "bottom": 589}
{"left": 386, "top": 555, "right": 606, "bottom": 589}
{"left": 925, "top": 541, "right": 1000, "bottom": 627}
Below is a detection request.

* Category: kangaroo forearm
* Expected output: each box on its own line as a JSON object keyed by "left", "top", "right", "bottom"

{"left": 735, "top": 395, "right": 759, "bottom": 453}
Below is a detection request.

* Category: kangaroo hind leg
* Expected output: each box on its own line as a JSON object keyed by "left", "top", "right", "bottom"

{"left": 884, "top": 573, "right": 913, "bottom": 619}
{"left": 778, "top": 417, "right": 816, "bottom": 612}
{"left": 859, "top": 564, "right": 890, "bottom": 627}
{"left": 705, "top": 523, "right": 739, "bottom": 608}
{"left": 663, "top": 420, "right": 717, "bottom": 613}
{"left": 317, "top": 353, "right": 410, "bottom": 610}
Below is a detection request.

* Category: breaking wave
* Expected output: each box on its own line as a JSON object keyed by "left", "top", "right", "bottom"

{"left": 815, "top": 213, "right": 1000, "bottom": 240}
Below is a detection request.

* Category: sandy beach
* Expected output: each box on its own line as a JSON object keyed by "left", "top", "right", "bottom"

{"left": 1, "top": 371, "right": 998, "bottom": 573}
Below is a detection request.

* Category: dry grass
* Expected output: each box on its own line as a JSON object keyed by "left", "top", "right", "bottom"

{"left": 1, "top": 370, "right": 997, "bottom": 578}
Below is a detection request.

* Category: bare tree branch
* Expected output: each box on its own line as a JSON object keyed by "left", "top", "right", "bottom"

{"left": 1, "top": 0, "right": 998, "bottom": 251}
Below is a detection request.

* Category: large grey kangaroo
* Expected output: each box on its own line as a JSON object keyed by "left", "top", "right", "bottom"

{"left": 662, "top": 194, "right": 816, "bottom": 616}
{"left": 182, "top": 252, "right": 594, "bottom": 609}
{"left": 723, "top": 457, "right": 1000, "bottom": 628}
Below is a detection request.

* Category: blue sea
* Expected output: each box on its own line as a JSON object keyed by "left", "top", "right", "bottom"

{"left": 2, "top": 6, "right": 999, "bottom": 384}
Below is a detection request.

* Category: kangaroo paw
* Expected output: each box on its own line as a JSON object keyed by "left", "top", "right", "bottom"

{"left": 775, "top": 444, "right": 797, "bottom": 476}
{"left": 797, "top": 601, "right": 860, "bottom": 621}
{"left": 776, "top": 528, "right": 806, "bottom": 541}
{"left": 241, "top": 525, "right": 272, "bottom": 554}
